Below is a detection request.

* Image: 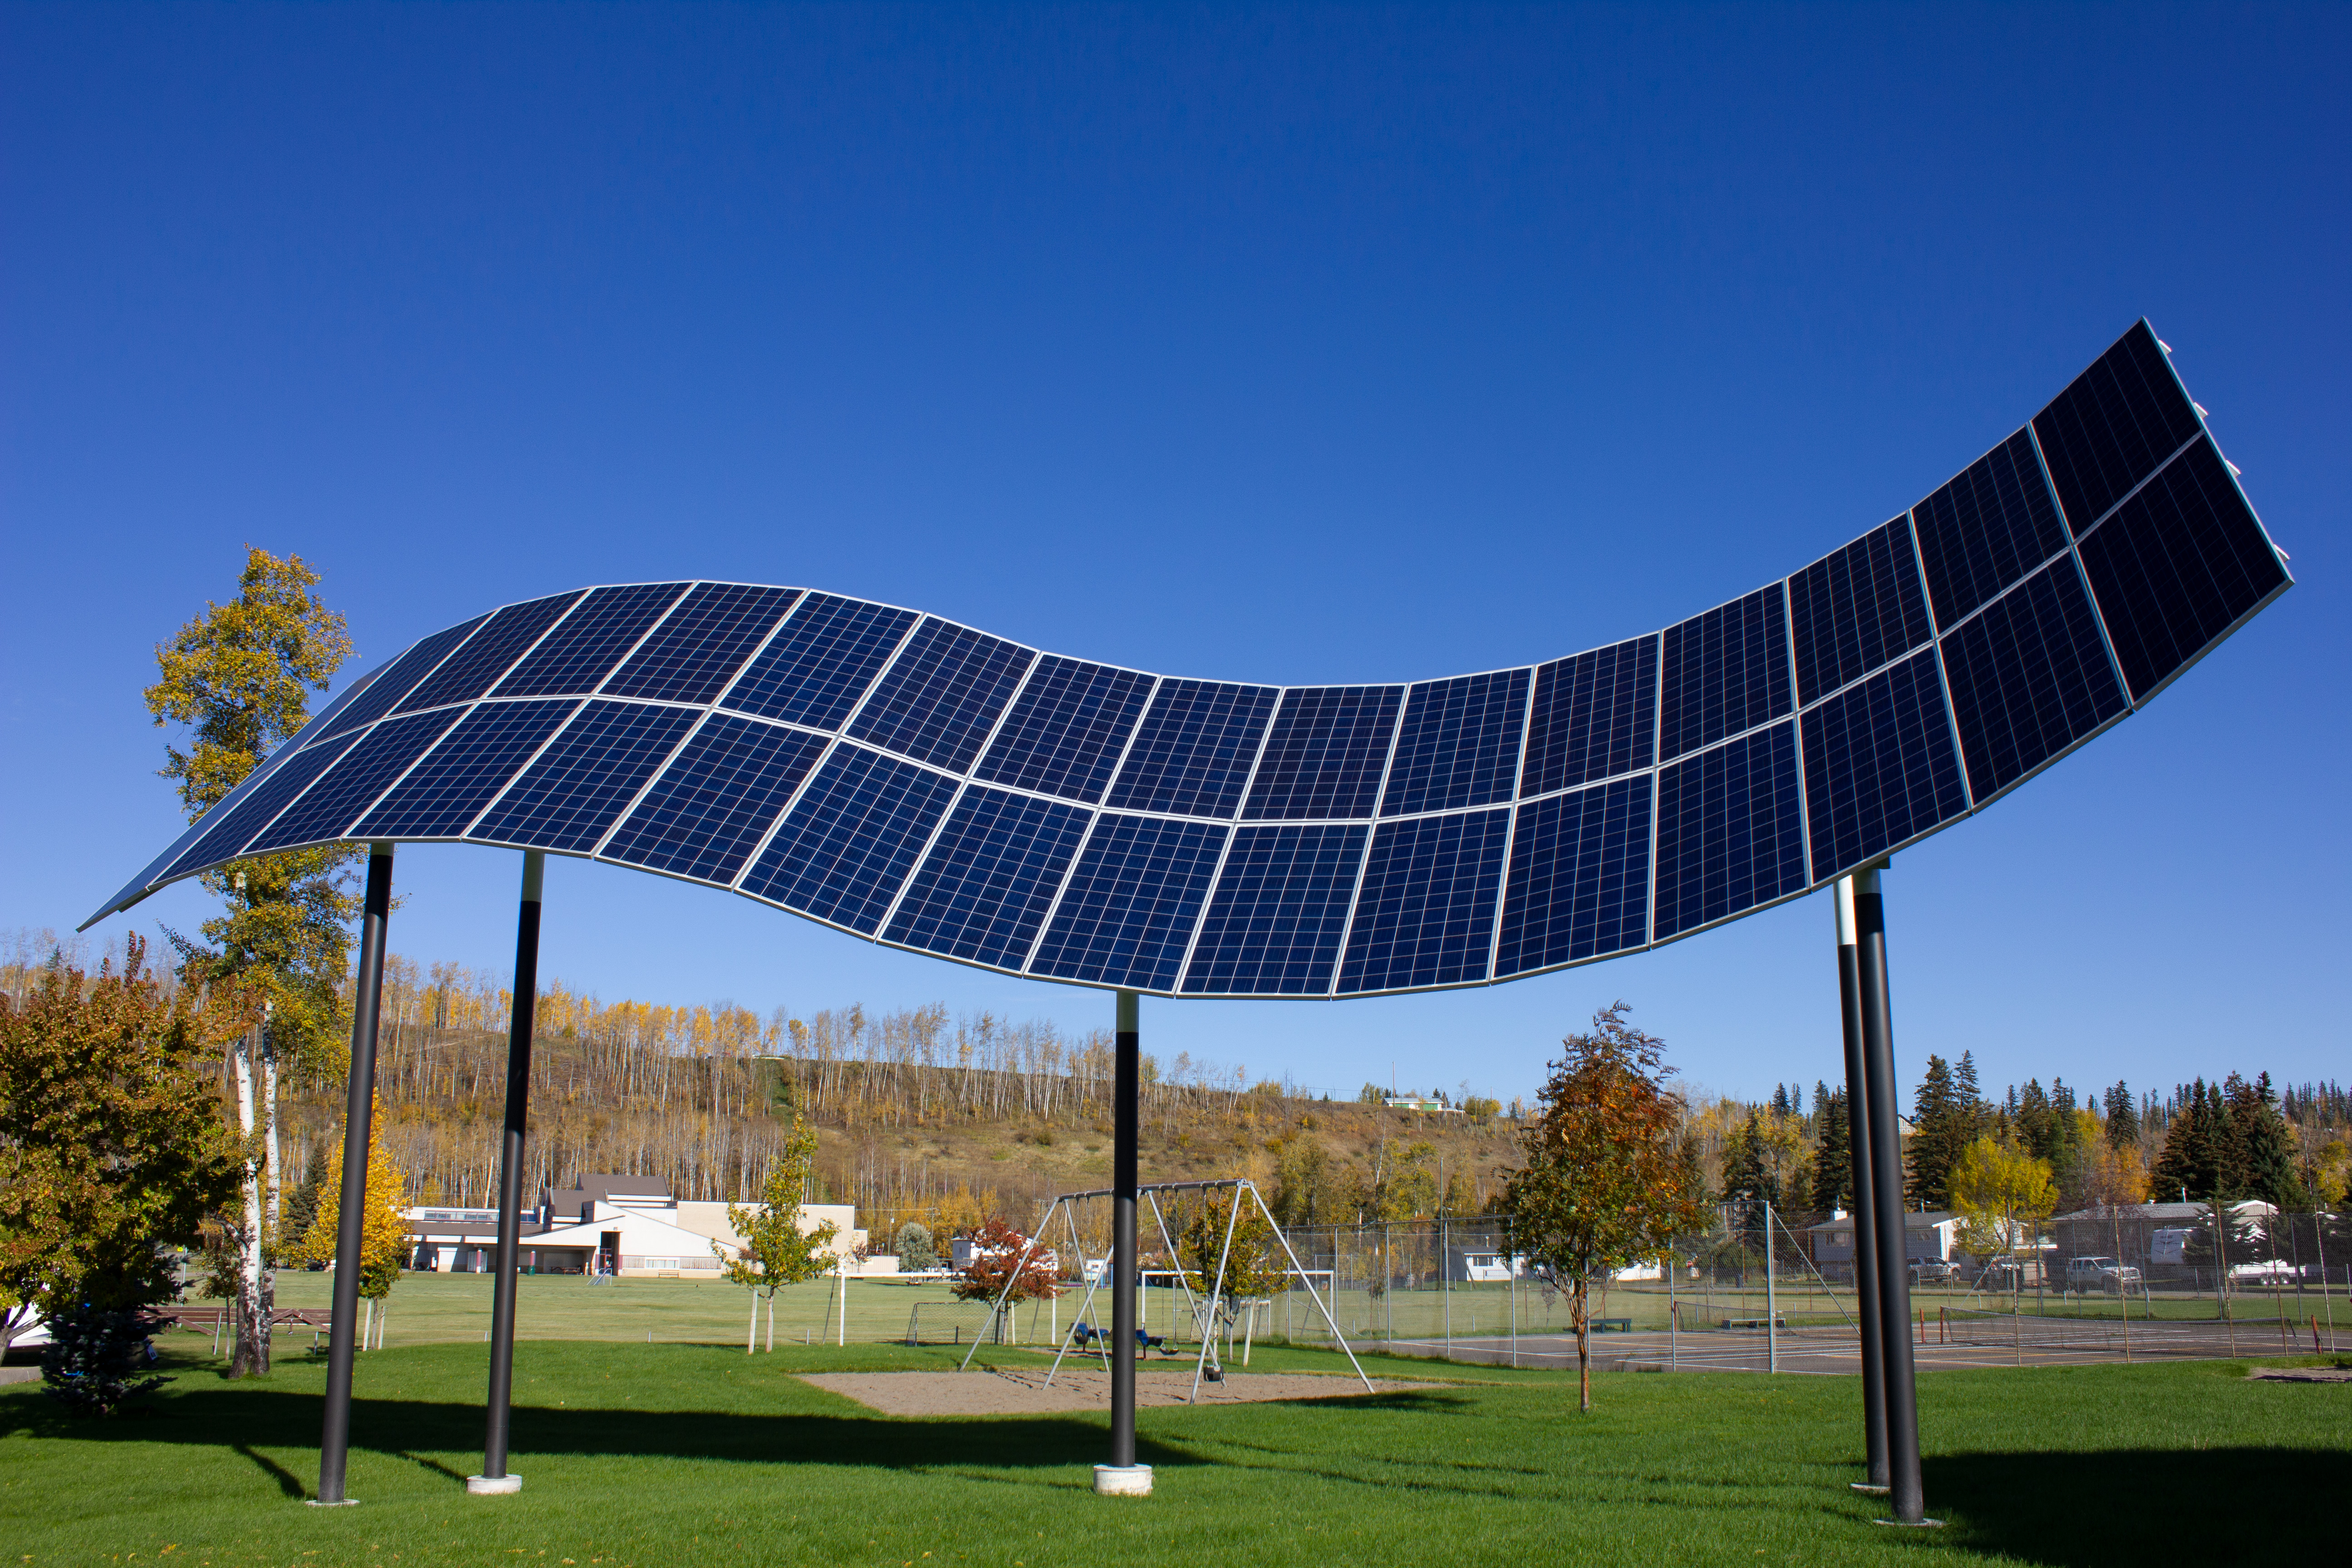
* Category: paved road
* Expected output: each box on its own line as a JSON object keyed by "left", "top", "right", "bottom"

{"left": 1377, "top": 1312, "right": 2333, "bottom": 1374}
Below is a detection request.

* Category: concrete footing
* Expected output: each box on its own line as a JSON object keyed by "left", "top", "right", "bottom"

{"left": 466, "top": 1475, "right": 524, "bottom": 1496}
{"left": 1092, "top": 1465, "right": 1152, "bottom": 1497}
{"left": 304, "top": 1499, "right": 358, "bottom": 1508}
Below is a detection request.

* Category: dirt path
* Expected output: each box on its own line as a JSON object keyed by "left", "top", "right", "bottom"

{"left": 798, "top": 1366, "right": 1439, "bottom": 1416}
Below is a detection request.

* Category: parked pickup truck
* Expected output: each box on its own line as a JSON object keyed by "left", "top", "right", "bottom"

{"left": 2064, "top": 1256, "right": 2142, "bottom": 1293}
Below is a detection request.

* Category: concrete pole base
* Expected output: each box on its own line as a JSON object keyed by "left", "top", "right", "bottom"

{"left": 1092, "top": 1465, "right": 1153, "bottom": 1496}
{"left": 304, "top": 1498, "right": 359, "bottom": 1508}
{"left": 1872, "top": 1517, "right": 1945, "bottom": 1529}
{"left": 1849, "top": 1482, "right": 1890, "bottom": 1494}
{"left": 466, "top": 1475, "right": 524, "bottom": 1496}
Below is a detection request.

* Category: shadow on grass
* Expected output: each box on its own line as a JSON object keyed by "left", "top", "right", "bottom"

{"left": 1927, "top": 1446, "right": 2342, "bottom": 1563}
{"left": 0, "top": 1380, "right": 1207, "bottom": 1490}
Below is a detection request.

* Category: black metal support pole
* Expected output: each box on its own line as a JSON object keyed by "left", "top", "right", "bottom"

{"left": 1110, "top": 989, "right": 1140, "bottom": 1471}
{"left": 1837, "top": 877, "right": 1889, "bottom": 1491}
{"left": 315, "top": 845, "right": 393, "bottom": 1507}
{"left": 477, "top": 852, "right": 544, "bottom": 1493}
{"left": 1855, "top": 867, "right": 1929, "bottom": 1525}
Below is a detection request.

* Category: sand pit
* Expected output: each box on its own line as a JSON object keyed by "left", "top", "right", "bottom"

{"left": 799, "top": 1365, "right": 1439, "bottom": 1416}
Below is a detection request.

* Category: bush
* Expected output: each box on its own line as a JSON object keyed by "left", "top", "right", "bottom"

{"left": 896, "top": 1223, "right": 937, "bottom": 1272}
{"left": 41, "top": 1305, "right": 167, "bottom": 1417}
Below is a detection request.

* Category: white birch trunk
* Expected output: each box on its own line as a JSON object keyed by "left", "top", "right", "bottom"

{"left": 230, "top": 1030, "right": 267, "bottom": 1376}
{"left": 259, "top": 1039, "right": 279, "bottom": 1367}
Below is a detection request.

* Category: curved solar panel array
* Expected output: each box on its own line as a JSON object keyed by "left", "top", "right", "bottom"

{"left": 88, "top": 323, "right": 2292, "bottom": 996}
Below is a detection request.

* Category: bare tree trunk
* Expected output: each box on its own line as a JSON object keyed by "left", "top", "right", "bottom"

{"left": 747, "top": 1292, "right": 758, "bottom": 1355}
{"left": 259, "top": 1036, "right": 279, "bottom": 1368}
{"left": 229, "top": 1029, "right": 267, "bottom": 1377}
{"left": 1573, "top": 1276, "right": 1591, "bottom": 1412}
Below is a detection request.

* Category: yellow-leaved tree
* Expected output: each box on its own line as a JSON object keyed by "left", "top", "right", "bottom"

{"left": 146, "top": 547, "right": 355, "bottom": 1377}
{"left": 291, "top": 1097, "right": 411, "bottom": 1347}
{"left": 1948, "top": 1135, "right": 2057, "bottom": 1296}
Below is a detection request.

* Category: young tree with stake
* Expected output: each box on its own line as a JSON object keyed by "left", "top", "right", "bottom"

{"left": 719, "top": 1116, "right": 837, "bottom": 1352}
{"left": 1502, "top": 1003, "right": 1710, "bottom": 1412}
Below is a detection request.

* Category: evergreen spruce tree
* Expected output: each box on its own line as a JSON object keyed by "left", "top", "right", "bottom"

{"left": 1906, "top": 1055, "right": 1975, "bottom": 1209}
{"left": 2102, "top": 1082, "right": 2141, "bottom": 1151}
{"left": 2226, "top": 1072, "right": 2308, "bottom": 1209}
{"left": 1810, "top": 1087, "right": 1852, "bottom": 1211}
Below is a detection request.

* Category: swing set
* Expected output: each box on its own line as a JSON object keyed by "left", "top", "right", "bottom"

{"left": 957, "top": 1178, "right": 1374, "bottom": 1401}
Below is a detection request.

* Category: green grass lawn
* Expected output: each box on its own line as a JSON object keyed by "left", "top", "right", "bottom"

{"left": 4, "top": 1339, "right": 2345, "bottom": 1568}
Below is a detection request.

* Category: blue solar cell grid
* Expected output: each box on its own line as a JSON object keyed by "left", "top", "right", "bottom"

{"left": 1801, "top": 650, "right": 1969, "bottom": 880}
{"left": 975, "top": 657, "right": 1154, "bottom": 803}
{"left": 1379, "top": 670, "right": 1530, "bottom": 817}
{"left": 1336, "top": 810, "right": 1510, "bottom": 993}
{"left": 1941, "top": 562, "right": 2127, "bottom": 804}
{"left": 600, "top": 715, "right": 829, "bottom": 884}
{"left": 159, "top": 732, "right": 363, "bottom": 881}
{"left": 395, "top": 593, "right": 584, "bottom": 714}
{"left": 492, "top": 583, "right": 690, "bottom": 699}
{"left": 1242, "top": 686, "right": 1403, "bottom": 820}
{"left": 1520, "top": 637, "right": 1656, "bottom": 798}
{"left": 2074, "top": 439, "right": 2288, "bottom": 703}
{"left": 722, "top": 593, "right": 920, "bottom": 731}
{"left": 250, "top": 710, "right": 464, "bottom": 855}
{"left": 1181, "top": 823, "right": 1369, "bottom": 994}
{"left": 355, "top": 700, "right": 579, "bottom": 839}
{"left": 1653, "top": 724, "right": 1806, "bottom": 941}
{"left": 1788, "top": 519, "right": 1934, "bottom": 706}
{"left": 740, "top": 746, "right": 960, "bottom": 932}
{"left": 467, "top": 701, "right": 699, "bottom": 854}
{"left": 1028, "top": 816, "right": 1228, "bottom": 990}
{"left": 1494, "top": 774, "right": 1653, "bottom": 977}
{"left": 2032, "top": 321, "right": 2204, "bottom": 534}
{"left": 602, "top": 583, "right": 802, "bottom": 705}
{"left": 1910, "top": 434, "right": 2069, "bottom": 632}
{"left": 848, "top": 620, "right": 1035, "bottom": 773}
{"left": 314, "top": 616, "right": 489, "bottom": 741}
{"left": 884, "top": 787, "right": 1093, "bottom": 968}
{"left": 1660, "top": 588, "right": 1790, "bottom": 761}
{"left": 1103, "top": 680, "right": 1279, "bottom": 818}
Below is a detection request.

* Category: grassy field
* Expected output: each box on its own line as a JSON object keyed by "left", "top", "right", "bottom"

{"left": 4, "top": 1336, "right": 2345, "bottom": 1568}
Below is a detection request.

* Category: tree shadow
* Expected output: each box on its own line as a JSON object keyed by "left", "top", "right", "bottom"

{"left": 1926, "top": 1446, "right": 2342, "bottom": 1564}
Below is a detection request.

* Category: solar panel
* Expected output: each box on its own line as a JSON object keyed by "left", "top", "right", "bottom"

{"left": 598, "top": 715, "right": 829, "bottom": 884}
{"left": 1379, "top": 670, "right": 1530, "bottom": 817}
{"left": 1103, "top": 679, "right": 1278, "bottom": 818}
{"left": 1336, "top": 809, "right": 1511, "bottom": 993}
{"left": 491, "top": 583, "right": 691, "bottom": 699}
{"left": 1242, "top": 686, "right": 1404, "bottom": 821}
{"left": 155, "top": 730, "right": 363, "bottom": 882}
{"left": 394, "top": 593, "right": 585, "bottom": 714}
{"left": 355, "top": 700, "right": 580, "bottom": 839}
{"left": 974, "top": 656, "right": 1154, "bottom": 803}
{"left": 1800, "top": 650, "right": 1969, "bottom": 881}
{"left": 466, "top": 701, "right": 699, "bottom": 854}
{"left": 883, "top": 786, "right": 1093, "bottom": 968}
{"left": 847, "top": 619, "right": 1035, "bottom": 772}
{"left": 1911, "top": 431, "right": 2070, "bottom": 632}
{"left": 247, "top": 710, "right": 464, "bottom": 855}
{"left": 1520, "top": 637, "right": 1656, "bottom": 797}
{"left": 1494, "top": 775, "right": 1653, "bottom": 977}
{"left": 601, "top": 583, "right": 802, "bottom": 706}
{"left": 1789, "top": 518, "right": 1934, "bottom": 706}
{"left": 313, "top": 615, "right": 489, "bottom": 741}
{"left": 722, "top": 593, "right": 918, "bottom": 731}
{"left": 1654, "top": 724, "right": 1807, "bottom": 940}
{"left": 88, "top": 322, "right": 2296, "bottom": 1000}
{"left": 2074, "top": 438, "right": 2289, "bottom": 703}
{"left": 2032, "top": 320, "right": 2205, "bottom": 534}
{"left": 739, "top": 745, "right": 960, "bottom": 933}
{"left": 1660, "top": 587, "right": 1791, "bottom": 762}
{"left": 1940, "top": 561, "right": 2127, "bottom": 804}
{"left": 1181, "top": 823, "right": 1370, "bottom": 995}
{"left": 1028, "top": 816, "right": 1229, "bottom": 990}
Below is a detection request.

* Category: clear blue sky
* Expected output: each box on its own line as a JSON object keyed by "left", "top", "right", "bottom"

{"left": 4, "top": 4, "right": 2343, "bottom": 1111}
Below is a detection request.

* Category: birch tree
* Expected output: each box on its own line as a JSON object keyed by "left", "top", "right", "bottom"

{"left": 719, "top": 1116, "right": 837, "bottom": 1352}
{"left": 145, "top": 548, "right": 355, "bottom": 1376}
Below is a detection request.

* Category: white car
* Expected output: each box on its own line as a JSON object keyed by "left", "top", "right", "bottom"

{"left": 2065, "top": 1256, "right": 2141, "bottom": 1293}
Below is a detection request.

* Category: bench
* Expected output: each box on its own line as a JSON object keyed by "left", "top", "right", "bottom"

{"left": 1721, "top": 1316, "right": 1788, "bottom": 1330}
{"left": 1589, "top": 1317, "right": 1634, "bottom": 1333}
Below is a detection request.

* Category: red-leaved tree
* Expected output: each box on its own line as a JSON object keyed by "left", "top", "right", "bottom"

{"left": 950, "top": 1217, "right": 1061, "bottom": 1328}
